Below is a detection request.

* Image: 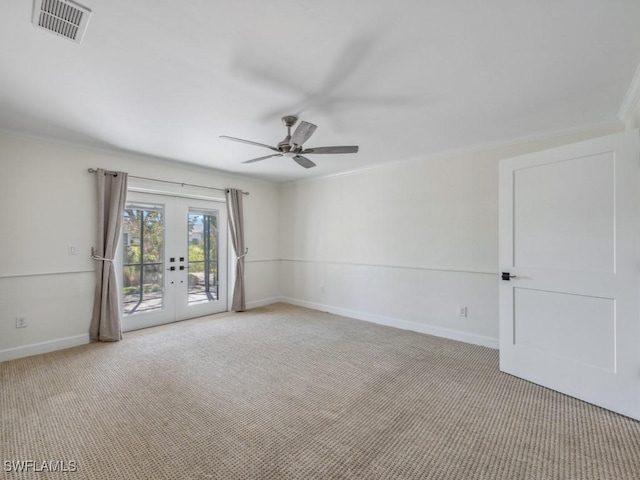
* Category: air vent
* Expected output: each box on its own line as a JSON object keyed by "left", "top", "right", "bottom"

{"left": 32, "top": 0, "right": 92, "bottom": 44}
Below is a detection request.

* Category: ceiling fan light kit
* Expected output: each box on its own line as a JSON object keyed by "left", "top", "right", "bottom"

{"left": 220, "top": 116, "right": 359, "bottom": 169}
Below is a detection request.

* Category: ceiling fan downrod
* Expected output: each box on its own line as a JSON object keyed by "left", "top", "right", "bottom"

{"left": 279, "top": 116, "right": 297, "bottom": 152}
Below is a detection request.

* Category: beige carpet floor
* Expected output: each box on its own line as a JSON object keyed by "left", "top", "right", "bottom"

{"left": 1, "top": 303, "right": 639, "bottom": 480}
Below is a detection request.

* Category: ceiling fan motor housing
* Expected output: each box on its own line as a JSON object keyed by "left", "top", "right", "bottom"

{"left": 278, "top": 137, "right": 292, "bottom": 152}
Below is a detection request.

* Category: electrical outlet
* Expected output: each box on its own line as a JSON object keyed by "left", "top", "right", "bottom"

{"left": 320, "top": 285, "right": 325, "bottom": 294}
{"left": 458, "top": 306, "right": 468, "bottom": 318}
{"left": 15, "top": 316, "right": 27, "bottom": 328}
{"left": 68, "top": 244, "right": 78, "bottom": 255}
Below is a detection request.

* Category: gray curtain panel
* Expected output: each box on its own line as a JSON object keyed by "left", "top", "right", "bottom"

{"left": 90, "top": 169, "right": 128, "bottom": 341}
{"left": 226, "top": 188, "right": 246, "bottom": 312}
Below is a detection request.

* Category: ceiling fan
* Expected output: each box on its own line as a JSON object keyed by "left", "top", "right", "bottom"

{"left": 220, "top": 116, "right": 358, "bottom": 169}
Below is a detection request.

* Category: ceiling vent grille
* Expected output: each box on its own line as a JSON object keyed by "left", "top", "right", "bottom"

{"left": 32, "top": 0, "right": 92, "bottom": 44}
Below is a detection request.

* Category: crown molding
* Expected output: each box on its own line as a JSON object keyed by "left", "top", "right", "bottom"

{"left": 618, "top": 62, "right": 640, "bottom": 125}
{"left": 281, "top": 120, "right": 622, "bottom": 187}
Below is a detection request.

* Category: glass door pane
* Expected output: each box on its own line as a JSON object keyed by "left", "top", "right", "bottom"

{"left": 187, "top": 209, "right": 219, "bottom": 304}
{"left": 122, "top": 203, "right": 165, "bottom": 315}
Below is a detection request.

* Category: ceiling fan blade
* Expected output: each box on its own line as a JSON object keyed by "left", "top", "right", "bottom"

{"left": 293, "top": 155, "right": 316, "bottom": 169}
{"left": 301, "top": 146, "right": 359, "bottom": 154}
{"left": 242, "top": 154, "right": 282, "bottom": 164}
{"left": 290, "top": 121, "right": 317, "bottom": 147}
{"left": 220, "top": 136, "right": 279, "bottom": 152}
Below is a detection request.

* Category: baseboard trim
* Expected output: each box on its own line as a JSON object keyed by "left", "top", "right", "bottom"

{"left": 246, "top": 297, "right": 284, "bottom": 310}
{"left": 0, "top": 301, "right": 497, "bottom": 362}
{"left": 0, "top": 334, "right": 90, "bottom": 362}
{"left": 280, "top": 297, "right": 499, "bottom": 349}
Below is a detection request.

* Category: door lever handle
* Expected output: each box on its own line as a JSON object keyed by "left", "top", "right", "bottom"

{"left": 501, "top": 272, "right": 516, "bottom": 281}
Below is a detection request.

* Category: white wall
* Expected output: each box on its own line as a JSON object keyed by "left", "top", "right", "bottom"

{"left": 0, "top": 132, "right": 280, "bottom": 360}
{"left": 278, "top": 125, "right": 623, "bottom": 348}
{"left": 0, "top": 121, "right": 630, "bottom": 361}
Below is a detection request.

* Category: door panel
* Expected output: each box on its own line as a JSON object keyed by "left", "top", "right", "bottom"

{"left": 513, "top": 152, "right": 615, "bottom": 273}
{"left": 514, "top": 288, "right": 615, "bottom": 372}
{"left": 175, "top": 198, "right": 227, "bottom": 321}
{"left": 121, "top": 195, "right": 175, "bottom": 330}
{"left": 499, "top": 129, "right": 640, "bottom": 420}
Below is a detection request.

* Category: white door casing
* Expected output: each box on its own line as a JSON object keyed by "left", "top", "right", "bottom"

{"left": 499, "top": 129, "right": 640, "bottom": 420}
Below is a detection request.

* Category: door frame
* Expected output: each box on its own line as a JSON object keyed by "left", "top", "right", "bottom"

{"left": 118, "top": 188, "right": 231, "bottom": 332}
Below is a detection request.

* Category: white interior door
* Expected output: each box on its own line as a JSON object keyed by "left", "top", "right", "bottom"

{"left": 120, "top": 192, "right": 228, "bottom": 331}
{"left": 499, "top": 129, "right": 640, "bottom": 420}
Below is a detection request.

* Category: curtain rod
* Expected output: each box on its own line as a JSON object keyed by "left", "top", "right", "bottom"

{"left": 87, "top": 168, "right": 249, "bottom": 195}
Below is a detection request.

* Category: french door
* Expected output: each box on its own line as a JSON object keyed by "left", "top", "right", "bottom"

{"left": 120, "top": 191, "right": 228, "bottom": 331}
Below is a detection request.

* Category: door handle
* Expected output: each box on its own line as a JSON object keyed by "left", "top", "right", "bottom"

{"left": 501, "top": 272, "right": 517, "bottom": 281}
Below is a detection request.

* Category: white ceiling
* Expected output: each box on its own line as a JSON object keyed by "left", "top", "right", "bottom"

{"left": 1, "top": 0, "right": 639, "bottom": 182}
